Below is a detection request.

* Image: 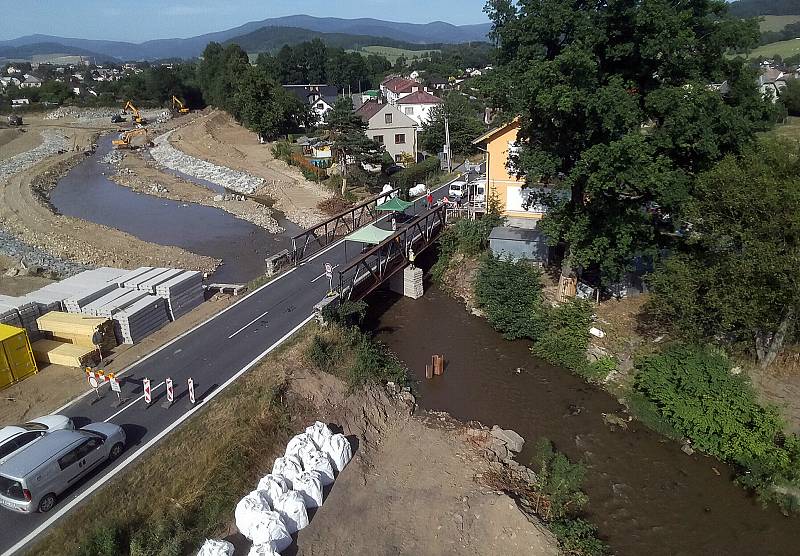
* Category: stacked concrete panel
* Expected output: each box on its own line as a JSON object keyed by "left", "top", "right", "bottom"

{"left": 121, "top": 267, "right": 173, "bottom": 290}
{"left": 0, "top": 296, "right": 41, "bottom": 340}
{"left": 93, "top": 290, "right": 150, "bottom": 319}
{"left": 155, "top": 271, "right": 204, "bottom": 320}
{"left": 114, "top": 296, "right": 170, "bottom": 344}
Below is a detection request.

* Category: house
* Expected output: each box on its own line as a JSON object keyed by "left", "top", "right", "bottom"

{"left": 283, "top": 84, "right": 339, "bottom": 124}
{"left": 758, "top": 67, "right": 794, "bottom": 102}
{"left": 427, "top": 76, "right": 448, "bottom": 91}
{"left": 0, "top": 76, "right": 21, "bottom": 90}
{"left": 356, "top": 100, "right": 418, "bottom": 163}
{"left": 473, "top": 118, "right": 561, "bottom": 229}
{"left": 6, "top": 66, "right": 21, "bottom": 75}
{"left": 20, "top": 75, "right": 42, "bottom": 88}
{"left": 380, "top": 76, "right": 423, "bottom": 105}
{"left": 395, "top": 90, "right": 443, "bottom": 125}
{"left": 11, "top": 98, "right": 30, "bottom": 107}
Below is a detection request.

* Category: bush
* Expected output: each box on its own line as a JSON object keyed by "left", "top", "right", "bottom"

{"left": 431, "top": 212, "right": 503, "bottom": 282}
{"left": 633, "top": 344, "right": 800, "bottom": 499}
{"left": 532, "top": 300, "right": 596, "bottom": 377}
{"left": 76, "top": 525, "right": 123, "bottom": 556}
{"left": 550, "top": 519, "right": 609, "bottom": 556}
{"left": 129, "top": 511, "right": 186, "bottom": 556}
{"left": 271, "top": 141, "right": 293, "bottom": 163}
{"left": 391, "top": 156, "right": 442, "bottom": 194}
{"left": 475, "top": 256, "right": 547, "bottom": 340}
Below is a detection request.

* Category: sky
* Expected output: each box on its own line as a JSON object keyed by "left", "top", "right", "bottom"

{"left": 0, "top": 0, "right": 490, "bottom": 42}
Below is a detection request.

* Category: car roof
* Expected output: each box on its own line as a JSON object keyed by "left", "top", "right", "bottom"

{"left": 0, "top": 426, "right": 26, "bottom": 443}
{"left": 0, "top": 430, "right": 86, "bottom": 478}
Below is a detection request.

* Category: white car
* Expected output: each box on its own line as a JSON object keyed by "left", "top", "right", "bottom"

{"left": 0, "top": 415, "right": 74, "bottom": 464}
{"left": 448, "top": 180, "right": 468, "bottom": 199}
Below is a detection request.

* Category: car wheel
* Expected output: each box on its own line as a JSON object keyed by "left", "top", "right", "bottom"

{"left": 109, "top": 442, "right": 124, "bottom": 461}
{"left": 38, "top": 493, "right": 56, "bottom": 513}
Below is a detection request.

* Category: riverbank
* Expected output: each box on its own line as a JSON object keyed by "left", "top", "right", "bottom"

{"left": 29, "top": 324, "right": 559, "bottom": 556}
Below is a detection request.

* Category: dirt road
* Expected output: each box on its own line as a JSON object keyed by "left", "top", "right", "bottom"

{"left": 170, "top": 109, "right": 332, "bottom": 227}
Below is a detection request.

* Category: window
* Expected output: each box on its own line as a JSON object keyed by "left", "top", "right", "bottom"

{"left": 395, "top": 154, "right": 403, "bottom": 162}
{"left": 316, "top": 103, "right": 325, "bottom": 110}
{"left": 395, "top": 134, "right": 406, "bottom": 144}
{"left": 0, "top": 432, "right": 43, "bottom": 460}
{"left": 0, "top": 475, "right": 25, "bottom": 501}
{"left": 76, "top": 437, "right": 103, "bottom": 458}
{"left": 385, "top": 113, "right": 393, "bottom": 124}
{"left": 373, "top": 135, "right": 384, "bottom": 144}
{"left": 58, "top": 447, "right": 80, "bottom": 470}
{"left": 404, "top": 107, "right": 414, "bottom": 115}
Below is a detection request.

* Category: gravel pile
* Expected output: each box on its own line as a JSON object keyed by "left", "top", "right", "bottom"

{"left": 101, "top": 149, "right": 123, "bottom": 166}
{"left": 0, "top": 130, "right": 69, "bottom": 184}
{"left": 0, "top": 229, "right": 89, "bottom": 277}
{"left": 150, "top": 130, "right": 264, "bottom": 195}
{"left": 45, "top": 106, "right": 172, "bottom": 124}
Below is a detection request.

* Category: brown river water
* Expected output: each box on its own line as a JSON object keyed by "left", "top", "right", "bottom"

{"left": 367, "top": 282, "right": 799, "bottom": 556}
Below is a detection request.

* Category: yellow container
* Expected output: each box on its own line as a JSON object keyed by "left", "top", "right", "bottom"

{"left": 0, "top": 323, "right": 38, "bottom": 389}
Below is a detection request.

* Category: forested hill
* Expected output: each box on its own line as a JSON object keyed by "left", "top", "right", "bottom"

{"left": 728, "top": 0, "right": 800, "bottom": 17}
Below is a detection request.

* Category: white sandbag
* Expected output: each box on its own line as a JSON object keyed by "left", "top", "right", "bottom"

{"left": 247, "top": 545, "right": 279, "bottom": 556}
{"left": 305, "top": 421, "right": 333, "bottom": 449}
{"left": 256, "top": 474, "right": 290, "bottom": 505}
{"left": 323, "top": 433, "right": 353, "bottom": 472}
{"left": 235, "top": 490, "right": 271, "bottom": 541}
{"left": 285, "top": 432, "right": 316, "bottom": 461}
{"left": 294, "top": 470, "right": 324, "bottom": 508}
{"left": 272, "top": 455, "right": 303, "bottom": 488}
{"left": 409, "top": 183, "right": 427, "bottom": 197}
{"left": 197, "top": 538, "right": 234, "bottom": 556}
{"left": 273, "top": 490, "right": 309, "bottom": 533}
{"left": 300, "top": 449, "right": 335, "bottom": 486}
{"left": 248, "top": 510, "right": 292, "bottom": 553}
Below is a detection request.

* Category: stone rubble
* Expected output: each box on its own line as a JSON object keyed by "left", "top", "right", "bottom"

{"left": 45, "top": 106, "right": 171, "bottom": 125}
{"left": 150, "top": 130, "right": 264, "bottom": 195}
{"left": 0, "top": 130, "right": 69, "bottom": 184}
{"left": 0, "top": 228, "right": 88, "bottom": 278}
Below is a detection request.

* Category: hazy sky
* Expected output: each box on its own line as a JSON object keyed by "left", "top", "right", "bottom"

{"left": 0, "top": 0, "right": 490, "bottom": 42}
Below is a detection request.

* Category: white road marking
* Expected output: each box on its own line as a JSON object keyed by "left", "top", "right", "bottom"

{"left": 311, "top": 264, "right": 339, "bottom": 283}
{"left": 227, "top": 309, "right": 270, "bottom": 339}
{"left": 103, "top": 381, "right": 165, "bottom": 423}
{"left": 2, "top": 313, "right": 316, "bottom": 556}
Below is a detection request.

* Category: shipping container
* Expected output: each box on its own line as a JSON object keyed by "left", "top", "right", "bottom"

{"left": 0, "top": 323, "right": 38, "bottom": 389}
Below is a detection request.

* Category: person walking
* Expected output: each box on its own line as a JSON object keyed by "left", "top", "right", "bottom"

{"left": 426, "top": 189, "right": 433, "bottom": 209}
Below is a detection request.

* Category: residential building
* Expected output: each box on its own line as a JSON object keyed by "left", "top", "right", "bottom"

{"left": 11, "top": 98, "right": 30, "bottom": 107}
{"left": 0, "top": 76, "right": 21, "bottom": 90}
{"left": 427, "top": 76, "right": 448, "bottom": 91}
{"left": 759, "top": 67, "right": 794, "bottom": 102}
{"left": 356, "top": 100, "right": 418, "bottom": 163}
{"left": 283, "top": 84, "right": 339, "bottom": 124}
{"left": 473, "top": 118, "right": 558, "bottom": 229}
{"left": 20, "top": 75, "right": 42, "bottom": 88}
{"left": 380, "top": 76, "right": 423, "bottom": 105}
{"left": 396, "top": 90, "right": 443, "bottom": 125}
{"left": 6, "top": 66, "right": 21, "bottom": 75}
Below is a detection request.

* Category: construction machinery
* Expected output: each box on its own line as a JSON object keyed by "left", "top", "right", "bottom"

{"left": 112, "top": 128, "right": 150, "bottom": 149}
{"left": 7, "top": 115, "right": 23, "bottom": 126}
{"left": 171, "top": 95, "right": 189, "bottom": 115}
{"left": 122, "top": 101, "right": 147, "bottom": 125}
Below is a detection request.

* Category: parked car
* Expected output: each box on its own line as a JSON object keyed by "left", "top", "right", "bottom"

{"left": 0, "top": 415, "right": 74, "bottom": 464}
{"left": 0, "top": 422, "right": 125, "bottom": 513}
{"left": 448, "top": 180, "right": 468, "bottom": 199}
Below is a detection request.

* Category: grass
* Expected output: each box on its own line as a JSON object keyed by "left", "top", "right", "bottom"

{"left": 765, "top": 116, "right": 800, "bottom": 142}
{"left": 349, "top": 45, "right": 439, "bottom": 64}
{"left": 759, "top": 15, "right": 800, "bottom": 33}
{"left": 31, "top": 327, "right": 318, "bottom": 556}
{"left": 748, "top": 37, "right": 800, "bottom": 59}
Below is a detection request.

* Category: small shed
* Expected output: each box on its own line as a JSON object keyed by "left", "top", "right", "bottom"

{"left": 488, "top": 226, "right": 549, "bottom": 263}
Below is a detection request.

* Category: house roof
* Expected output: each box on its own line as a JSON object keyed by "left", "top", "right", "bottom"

{"left": 355, "top": 100, "right": 384, "bottom": 122}
{"left": 383, "top": 77, "right": 419, "bottom": 94}
{"left": 472, "top": 117, "right": 520, "bottom": 145}
{"left": 282, "top": 84, "right": 339, "bottom": 106}
{"left": 396, "top": 90, "right": 443, "bottom": 105}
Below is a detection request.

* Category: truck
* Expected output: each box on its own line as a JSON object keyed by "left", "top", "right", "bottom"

{"left": 7, "top": 115, "right": 22, "bottom": 126}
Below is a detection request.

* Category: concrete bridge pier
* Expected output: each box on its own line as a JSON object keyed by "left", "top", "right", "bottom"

{"left": 389, "top": 265, "right": 424, "bottom": 299}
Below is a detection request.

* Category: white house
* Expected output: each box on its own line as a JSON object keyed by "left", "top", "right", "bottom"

{"left": 0, "top": 76, "right": 21, "bottom": 90}
{"left": 380, "top": 76, "right": 423, "bottom": 105}
{"left": 395, "top": 90, "right": 443, "bottom": 125}
{"left": 11, "top": 98, "right": 30, "bottom": 107}
{"left": 356, "top": 100, "right": 418, "bottom": 163}
{"left": 20, "top": 75, "right": 42, "bottom": 88}
{"left": 6, "top": 66, "right": 21, "bottom": 75}
{"left": 283, "top": 84, "right": 339, "bottom": 124}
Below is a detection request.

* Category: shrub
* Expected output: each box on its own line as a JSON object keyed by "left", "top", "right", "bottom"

{"left": 475, "top": 256, "right": 547, "bottom": 340}
{"left": 531, "top": 300, "right": 594, "bottom": 374}
{"left": 129, "top": 511, "right": 186, "bottom": 556}
{"left": 76, "top": 525, "right": 123, "bottom": 556}
{"left": 271, "top": 140, "right": 293, "bottom": 163}
{"left": 391, "top": 156, "right": 442, "bottom": 194}
{"left": 431, "top": 212, "right": 503, "bottom": 282}
{"left": 550, "top": 519, "right": 609, "bottom": 556}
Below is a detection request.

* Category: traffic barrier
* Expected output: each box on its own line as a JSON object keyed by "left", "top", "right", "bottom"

{"left": 188, "top": 377, "right": 195, "bottom": 404}
{"left": 143, "top": 378, "right": 151, "bottom": 404}
{"left": 162, "top": 377, "right": 174, "bottom": 408}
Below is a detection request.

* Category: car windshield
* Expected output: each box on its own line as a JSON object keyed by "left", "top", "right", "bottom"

{"left": 0, "top": 475, "right": 25, "bottom": 501}
{"left": 80, "top": 430, "right": 107, "bottom": 441}
{"left": 23, "top": 422, "right": 48, "bottom": 431}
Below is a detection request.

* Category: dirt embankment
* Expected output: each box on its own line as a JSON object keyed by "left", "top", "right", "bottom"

{"left": 168, "top": 109, "right": 332, "bottom": 228}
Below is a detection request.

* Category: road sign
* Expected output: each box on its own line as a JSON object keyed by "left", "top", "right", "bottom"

{"left": 143, "top": 378, "right": 151, "bottom": 404}
{"left": 88, "top": 376, "right": 98, "bottom": 389}
{"left": 86, "top": 369, "right": 95, "bottom": 386}
{"left": 188, "top": 378, "right": 195, "bottom": 404}
{"left": 109, "top": 374, "right": 121, "bottom": 393}
{"left": 324, "top": 262, "right": 333, "bottom": 278}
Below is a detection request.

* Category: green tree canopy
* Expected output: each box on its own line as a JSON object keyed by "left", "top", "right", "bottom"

{"left": 326, "top": 96, "right": 386, "bottom": 192}
{"left": 419, "top": 93, "right": 486, "bottom": 156}
{"left": 483, "top": 0, "right": 775, "bottom": 283}
{"left": 235, "top": 66, "right": 312, "bottom": 139}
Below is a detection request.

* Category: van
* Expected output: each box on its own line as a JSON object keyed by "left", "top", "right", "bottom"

{"left": 0, "top": 423, "right": 125, "bottom": 513}
{"left": 448, "top": 180, "right": 468, "bottom": 199}
{"left": 472, "top": 180, "right": 487, "bottom": 205}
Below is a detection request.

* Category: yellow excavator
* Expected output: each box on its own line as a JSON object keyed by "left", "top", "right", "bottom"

{"left": 171, "top": 95, "right": 189, "bottom": 115}
{"left": 112, "top": 128, "right": 149, "bottom": 149}
{"left": 122, "top": 101, "right": 147, "bottom": 125}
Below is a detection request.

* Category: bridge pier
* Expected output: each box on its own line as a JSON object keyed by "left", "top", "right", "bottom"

{"left": 389, "top": 266, "right": 424, "bottom": 299}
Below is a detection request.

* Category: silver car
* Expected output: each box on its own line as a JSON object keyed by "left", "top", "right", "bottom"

{"left": 0, "top": 422, "right": 125, "bottom": 513}
{"left": 0, "top": 414, "right": 74, "bottom": 465}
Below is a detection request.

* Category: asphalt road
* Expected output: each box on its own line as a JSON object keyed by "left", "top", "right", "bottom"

{"left": 0, "top": 176, "right": 465, "bottom": 555}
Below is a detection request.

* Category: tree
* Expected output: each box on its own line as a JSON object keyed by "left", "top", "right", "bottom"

{"left": 646, "top": 139, "right": 800, "bottom": 367}
{"left": 326, "top": 96, "right": 385, "bottom": 193}
{"left": 235, "top": 66, "right": 311, "bottom": 140}
{"left": 483, "top": 0, "right": 775, "bottom": 284}
{"left": 419, "top": 93, "right": 485, "bottom": 156}
{"left": 781, "top": 79, "right": 800, "bottom": 117}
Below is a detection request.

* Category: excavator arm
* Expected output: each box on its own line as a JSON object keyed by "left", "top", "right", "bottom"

{"left": 171, "top": 95, "right": 189, "bottom": 114}
{"left": 122, "top": 101, "right": 145, "bottom": 124}
{"left": 112, "top": 128, "right": 149, "bottom": 149}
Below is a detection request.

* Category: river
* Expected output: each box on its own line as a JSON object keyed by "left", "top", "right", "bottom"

{"left": 50, "top": 135, "right": 299, "bottom": 283}
{"left": 368, "top": 282, "right": 799, "bottom": 555}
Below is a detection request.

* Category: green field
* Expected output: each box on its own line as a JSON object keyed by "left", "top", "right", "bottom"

{"left": 759, "top": 15, "right": 800, "bottom": 33}
{"left": 353, "top": 45, "right": 439, "bottom": 64}
{"left": 748, "top": 37, "right": 800, "bottom": 59}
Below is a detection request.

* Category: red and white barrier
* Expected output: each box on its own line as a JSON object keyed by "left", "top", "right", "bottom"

{"left": 143, "top": 378, "right": 151, "bottom": 404}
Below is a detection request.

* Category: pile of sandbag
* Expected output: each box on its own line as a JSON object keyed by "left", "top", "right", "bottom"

{"left": 225, "top": 421, "right": 352, "bottom": 555}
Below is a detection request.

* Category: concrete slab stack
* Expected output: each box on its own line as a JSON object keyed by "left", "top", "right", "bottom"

{"left": 0, "top": 296, "right": 41, "bottom": 340}
{"left": 155, "top": 271, "right": 203, "bottom": 320}
{"left": 0, "top": 306, "right": 23, "bottom": 329}
{"left": 114, "top": 296, "right": 170, "bottom": 344}
{"left": 93, "top": 290, "right": 150, "bottom": 319}
{"left": 121, "top": 267, "right": 173, "bottom": 290}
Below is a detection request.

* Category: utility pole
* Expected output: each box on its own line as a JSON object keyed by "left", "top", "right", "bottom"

{"left": 444, "top": 114, "right": 452, "bottom": 173}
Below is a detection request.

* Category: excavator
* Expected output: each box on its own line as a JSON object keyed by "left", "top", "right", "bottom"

{"left": 122, "top": 101, "right": 147, "bottom": 125}
{"left": 171, "top": 95, "right": 189, "bottom": 115}
{"left": 112, "top": 128, "right": 150, "bottom": 149}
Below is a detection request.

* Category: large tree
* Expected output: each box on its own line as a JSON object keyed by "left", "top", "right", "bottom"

{"left": 326, "top": 97, "right": 386, "bottom": 193}
{"left": 646, "top": 139, "right": 800, "bottom": 367}
{"left": 420, "top": 93, "right": 486, "bottom": 156}
{"left": 235, "top": 66, "right": 312, "bottom": 140}
{"left": 483, "top": 0, "right": 775, "bottom": 283}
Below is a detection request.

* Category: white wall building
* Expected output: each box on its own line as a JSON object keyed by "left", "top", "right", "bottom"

{"left": 395, "top": 90, "right": 443, "bottom": 125}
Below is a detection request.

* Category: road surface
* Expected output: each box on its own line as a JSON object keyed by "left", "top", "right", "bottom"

{"left": 0, "top": 175, "right": 465, "bottom": 555}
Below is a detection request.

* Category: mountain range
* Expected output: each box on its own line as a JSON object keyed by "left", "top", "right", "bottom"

{"left": 0, "top": 15, "right": 491, "bottom": 62}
